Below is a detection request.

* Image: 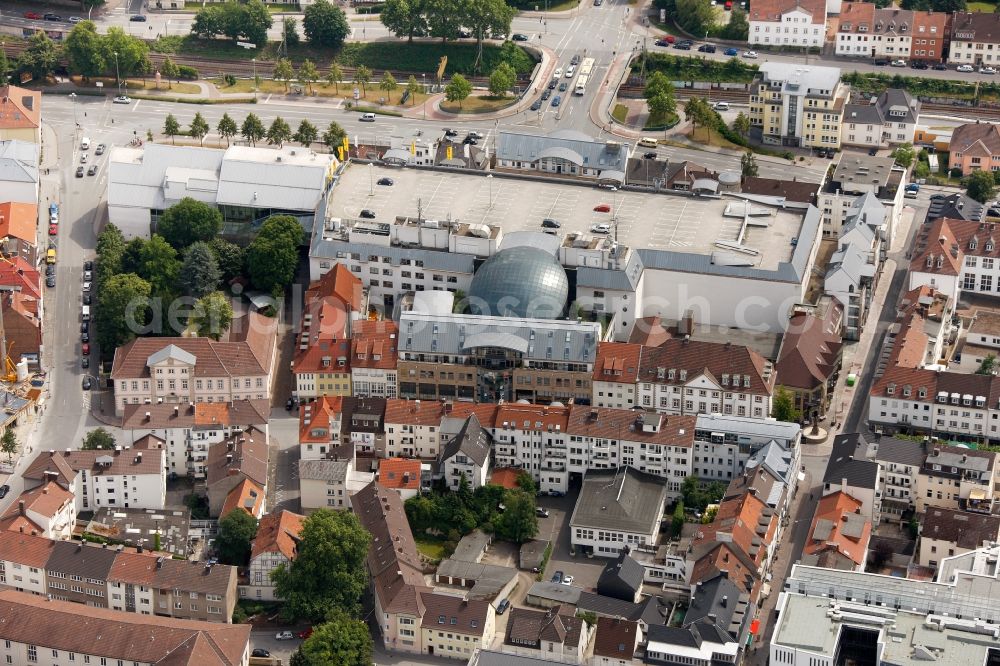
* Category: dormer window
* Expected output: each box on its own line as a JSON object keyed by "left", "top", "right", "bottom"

{"left": 721, "top": 374, "right": 730, "bottom": 386}
{"left": 926, "top": 255, "right": 933, "bottom": 268}
{"left": 679, "top": 369, "right": 687, "bottom": 381}
{"left": 667, "top": 369, "right": 676, "bottom": 380}
{"left": 937, "top": 256, "right": 944, "bottom": 269}
{"left": 918, "top": 388, "right": 927, "bottom": 398}
{"left": 902, "top": 385, "right": 911, "bottom": 397}
{"left": 887, "top": 383, "right": 896, "bottom": 395}
{"left": 970, "top": 238, "right": 979, "bottom": 250}
{"left": 988, "top": 242, "right": 994, "bottom": 252}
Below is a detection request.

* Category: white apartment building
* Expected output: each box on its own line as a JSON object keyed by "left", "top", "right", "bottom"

{"left": 351, "top": 320, "right": 399, "bottom": 399}
{"left": 121, "top": 399, "right": 270, "bottom": 477}
{"left": 949, "top": 12, "right": 1000, "bottom": 66}
{"left": 0, "top": 482, "right": 76, "bottom": 541}
{"left": 749, "top": 63, "right": 847, "bottom": 149}
{"left": 570, "top": 467, "right": 667, "bottom": 556}
{"left": 749, "top": 0, "right": 827, "bottom": 48}
{"left": 592, "top": 342, "right": 641, "bottom": 409}
{"left": 691, "top": 414, "right": 801, "bottom": 483}
{"left": 818, "top": 154, "right": 907, "bottom": 245}
{"left": 841, "top": 89, "right": 920, "bottom": 150}
{"left": 441, "top": 415, "right": 492, "bottom": 491}
{"left": 635, "top": 339, "right": 776, "bottom": 420}
{"left": 23, "top": 448, "right": 166, "bottom": 513}
{"left": 298, "top": 456, "right": 374, "bottom": 511}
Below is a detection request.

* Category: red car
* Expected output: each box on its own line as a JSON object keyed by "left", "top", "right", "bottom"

{"left": 298, "top": 627, "right": 313, "bottom": 639}
{"left": 24, "top": 12, "right": 41, "bottom": 19}
{"left": 593, "top": 204, "right": 611, "bottom": 213}
{"left": 48, "top": 224, "right": 58, "bottom": 236}
{"left": 82, "top": 343, "right": 90, "bottom": 356}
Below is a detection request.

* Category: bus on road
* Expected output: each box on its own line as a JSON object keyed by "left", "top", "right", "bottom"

{"left": 574, "top": 58, "right": 595, "bottom": 95}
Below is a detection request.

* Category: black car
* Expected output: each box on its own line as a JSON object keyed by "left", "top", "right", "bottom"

{"left": 548, "top": 79, "right": 557, "bottom": 90}
{"left": 87, "top": 165, "right": 97, "bottom": 176}
{"left": 83, "top": 294, "right": 92, "bottom": 305}
{"left": 75, "top": 166, "right": 84, "bottom": 178}
{"left": 541, "top": 89, "right": 551, "bottom": 100}
{"left": 558, "top": 82, "right": 568, "bottom": 92}
{"left": 377, "top": 177, "right": 394, "bottom": 186}
{"left": 285, "top": 398, "right": 295, "bottom": 411}
{"left": 82, "top": 377, "right": 92, "bottom": 391}
{"left": 874, "top": 59, "right": 889, "bottom": 66}
{"left": 251, "top": 649, "right": 271, "bottom": 658}
{"left": 0, "top": 486, "right": 8, "bottom": 499}
{"left": 84, "top": 260, "right": 93, "bottom": 271}
{"left": 551, "top": 571, "right": 564, "bottom": 584}
{"left": 933, "top": 63, "right": 948, "bottom": 70}
{"left": 869, "top": 147, "right": 878, "bottom": 156}
{"left": 541, "top": 218, "right": 561, "bottom": 228}
{"left": 654, "top": 39, "right": 670, "bottom": 47}
{"left": 443, "top": 128, "right": 458, "bottom": 137}
{"left": 359, "top": 209, "right": 376, "bottom": 219}
{"left": 463, "top": 136, "right": 478, "bottom": 145}
{"left": 45, "top": 265, "right": 55, "bottom": 276}
{"left": 673, "top": 42, "right": 692, "bottom": 50}
{"left": 698, "top": 44, "right": 717, "bottom": 53}
{"left": 530, "top": 99, "right": 542, "bottom": 111}
{"left": 911, "top": 61, "right": 929, "bottom": 70}
{"left": 81, "top": 321, "right": 89, "bottom": 333}
{"left": 512, "top": 33, "right": 529, "bottom": 41}
{"left": 130, "top": 14, "right": 148, "bottom": 22}
{"left": 43, "top": 13, "right": 62, "bottom": 21}
{"left": 570, "top": 55, "right": 580, "bottom": 65}
{"left": 81, "top": 332, "right": 89, "bottom": 343}
{"left": 81, "top": 357, "right": 90, "bottom": 369}
{"left": 46, "top": 276, "right": 55, "bottom": 288}
{"left": 496, "top": 599, "right": 511, "bottom": 615}
{"left": 644, "top": 151, "right": 658, "bottom": 159}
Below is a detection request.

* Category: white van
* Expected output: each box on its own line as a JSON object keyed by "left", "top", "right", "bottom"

{"left": 360, "top": 113, "right": 376, "bottom": 122}
{"left": 638, "top": 137, "right": 657, "bottom": 148}
{"left": 82, "top": 306, "right": 90, "bottom": 321}
{"left": 80, "top": 137, "right": 91, "bottom": 150}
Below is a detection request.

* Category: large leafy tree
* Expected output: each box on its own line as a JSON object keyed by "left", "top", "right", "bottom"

{"left": 267, "top": 117, "right": 293, "bottom": 147}
{"left": 96, "top": 224, "right": 126, "bottom": 291}
{"left": 0, "top": 428, "right": 15, "bottom": 462}
{"left": 771, "top": 385, "right": 800, "bottom": 422}
{"left": 463, "top": 0, "right": 515, "bottom": 70}
{"left": 488, "top": 62, "right": 516, "bottom": 97}
{"left": 82, "top": 428, "right": 116, "bottom": 451}
{"left": 246, "top": 215, "right": 303, "bottom": 293}
{"left": 100, "top": 27, "right": 150, "bottom": 78}
{"left": 272, "top": 509, "right": 371, "bottom": 621}
{"left": 163, "top": 114, "right": 180, "bottom": 145}
{"left": 354, "top": 65, "right": 373, "bottom": 96}
{"left": 445, "top": 74, "right": 472, "bottom": 107}
{"left": 241, "top": 113, "right": 266, "bottom": 146}
{"left": 303, "top": 0, "right": 351, "bottom": 48}
{"left": 381, "top": 0, "right": 428, "bottom": 43}
{"left": 674, "top": 0, "right": 715, "bottom": 35}
{"left": 299, "top": 59, "right": 320, "bottom": 94}
{"left": 65, "top": 21, "right": 106, "bottom": 79}
{"left": 137, "top": 235, "right": 182, "bottom": 297}
{"left": 191, "top": 291, "right": 234, "bottom": 340}
{"left": 494, "top": 489, "right": 538, "bottom": 543}
{"left": 230, "top": 0, "right": 273, "bottom": 46}
{"left": 209, "top": 238, "right": 245, "bottom": 282}
{"left": 158, "top": 198, "right": 223, "bottom": 250}
{"left": 96, "top": 273, "right": 152, "bottom": 352}
{"left": 892, "top": 142, "right": 915, "bottom": 168}
{"left": 741, "top": 150, "right": 758, "bottom": 178}
{"left": 0, "top": 50, "right": 10, "bottom": 86}
{"left": 178, "top": 242, "right": 222, "bottom": 298}
{"left": 189, "top": 112, "right": 210, "bottom": 147}
{"left": 379, "top": 71, "right": 398, "bottom": 101}
{"left": 967, "top": 169, "right": 996, "bottom": 204}
{"left": 323, "top": 121, "right": 346, "bottom": 151}
{"left": 18, "top": 31, "right": 59, "bottom": 81}
{"left": 732, "top": 112, "right": 751, "bottom": 141}
{"left": 216, "top": 509, "right": 258, "bottom": 566}
{"left": 273, "top": 57, "right": 295, "bottom": 92}
{"left": 297, "top": 612, "right": 373, "bottom": 666}
{"left": 425, "top": 0, "right": 463, "bottom": 41}
{"left": 327, "top": 63, "right": 343, "bottom": 92}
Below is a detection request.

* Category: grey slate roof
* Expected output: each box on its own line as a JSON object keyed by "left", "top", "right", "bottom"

{"left": 471, "top": 651, "right": 571, "bottom": 666}
{"left": 684, "top": 572, "right": 751, "bottom": 640}
{"left": 46, "top": 540, "right": 117, "bottom": 580}
{"left": 576, "top": 591, "right": 644, "bottom": 620}
{"left": 310, "top": 239, "right": 476, "bottom": 273}
{"left": 297, "top": 459, "right": 349, "bottom": 482}
{"left": 570, "top": 467, "right": 667, "bottom": 535}
{"left": 824, "top": 434, "right": 880, "bottom": 490}
{"left": 441, "top": 414, "right": 493, "bottom": 467}
{"left": 877, "top": 89, "right": 920, "bottom": 125}
{"left": 577, "top": 250, "right": 644, "bottom": 291}
{"left": 843, "top": 103, "right": 884, "bottom": 125}
{"left": 872, "top": 436, "right": 926, "bottom": 467}
{"left": 399, "top": 311, "right": 600, "bottom": 364}
{"left": 497, "top": 129, "right": 630, "bottom": 171}
{"left": 926, "top": 193, "right": 984, "bottom": 223}
{"left": 745, "top": 440, "right": 794, "bottom": 485}
{"left": 527, "top": 581, "right": 583, "bottom": 605}
{"left": 596, "top": 549, "right": 645, "bottom": 599}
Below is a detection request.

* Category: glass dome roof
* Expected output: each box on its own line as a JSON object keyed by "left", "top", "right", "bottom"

{"left": 468, "top": 247, "right": 568, "bottom": 319}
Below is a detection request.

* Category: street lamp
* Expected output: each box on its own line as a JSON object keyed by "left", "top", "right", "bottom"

{"left": 113, "top": 51, "right": 121, "bottom": 96}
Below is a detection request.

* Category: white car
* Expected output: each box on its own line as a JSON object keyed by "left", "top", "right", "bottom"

{"left": 742, "top": 51, "right": 758, "bottom": 59}
{"left": 590, "top": 223, "right": 611, "bottom": 234}
{"left": 565, "top": 65, "right": 576, "bottom": 78}
{"left": 553, "top": 67, "right": 563, "bottom": 78}
{"left": 113, "top": 95, "right": 131, "bottom": 104}
{"left": 82, "top": 282, "right": 92, "bottom": 293}
{"left": 957, "top": 64, "right": 975, "bottom": 73}
{"left": 562, "top": 575, "right": 575, "bottom": 585}
{"left": 890, "top": 59, "right": 907, "bottom": 67}
{"left": 982, "top": 66, "right": 998, "bottom": 75}
{"left": 275, "top": 631, "right": 295, "bottom": 640}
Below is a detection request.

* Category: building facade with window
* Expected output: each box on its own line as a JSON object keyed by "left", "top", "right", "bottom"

{"left": 749, "top": 63, "right": 848, "bottom": 149}
{"left": 749, "top": 0, "right": 827, "bottom": 48}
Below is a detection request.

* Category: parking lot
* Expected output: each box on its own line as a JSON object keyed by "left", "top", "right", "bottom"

{"left": 534, "top": 487, "right": 606, "bottom": 592}
{"left": 332, "top": 165, "right": 804, "bottom": 270}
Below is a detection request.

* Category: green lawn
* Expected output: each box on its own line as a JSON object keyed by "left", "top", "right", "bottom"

{"left": 969, "top": 0, "right": 997, "bottom": 11}
{"left": 611, "top": 103, "right": 629, "bottom": 123}
{"left": 440, "top": 94, "right": 516, "bottom": 114}
{"left": 415, "top": 537, "right": 446, "bottom": 561}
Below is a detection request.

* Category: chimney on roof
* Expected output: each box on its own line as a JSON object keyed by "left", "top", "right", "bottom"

{"left": 137, "top": 544, "right": 143, "bottom": 554}
{"left": 17, "top": 500, "right": 24, "bottom": 517}
{"left": 721, "top": 595, "right": 728, "bottom": 607}
{"left": 842, "top": 477, "right": 848, "bottom": 493}
{"left": 174, "top": 406, "right": 179, "bottom": 416}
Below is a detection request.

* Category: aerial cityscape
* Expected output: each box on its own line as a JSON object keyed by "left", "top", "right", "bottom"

{"left": 2, "top": 0, "right": 1000, "bottom": 663}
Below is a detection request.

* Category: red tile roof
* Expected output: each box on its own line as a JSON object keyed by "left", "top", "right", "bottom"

{"left": 220, "top": 479, "right": 265, "bottom": 518}
{"left": 351, "top": 320, "right": 399, "bottom": 370}
{"left": 378, "top": 458, "right": 421, "bottom": 491}
{"left": 628, "top": 316, "right": 671, "bottom": 347}
{"left": 804, "top": 491, "right": 871, "bottom": 567}
{"left": 0, "top": 481, "right": 72, "bottom": 531}
{"left": 775, "top": 306, "right": 844, "bottom": 391}
{"left": 593, "top": 342, "right": 642, "bottom": 384}
{"left": 384, "top": 399, "right": 499, "bottom": 428}
{"left": 910, "top": 218, "right": 963, "bottom": 277}
{"left": 496, "top": 403, "right": 570, "bottom": 432}
{"left": 305, "top": 264, "right": 364, "bottom": 313}
{"left": 250, "top": 510, "right": 305, "bottom": 562}
{"left": 490, "top": 467, "right": 523, "bottom": 490}
{"left": 750, "top": 0, "right": 826, "bottom": 24}
{"left": 0, "top": 202, "right": 37, "bottom": 245}
{"left": 0, "top": 257, "right": 40, "bottom": 300}
{"left": 638, "top": 338, "right": 774, "bottom": 395}
{"left": 298, "top": 396, "right": 342, "bottom": 443}
{"left": 566, "top": 405, "right": 695, "bottom": 447}
{"left": 0, "top": 86, "right": 40, "bottom": 130}
{"left": 0, "top": 531, "right": 56, "bottom": 568}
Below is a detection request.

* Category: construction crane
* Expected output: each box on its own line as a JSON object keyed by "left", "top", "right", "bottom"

{"left": 0, "top": 243, "right": 26, "bottom": 384}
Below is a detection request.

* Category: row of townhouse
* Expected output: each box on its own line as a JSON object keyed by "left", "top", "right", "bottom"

{"left": 835, "top": 4, "right": 949, "bottom": 60}
{"left": 351, "top": 482, "right": 498, "bottom": 660}
{"left": 298, "top": 395, "right": 801, "bottom": 499}
{"left": 0, "top": 530, "right": 238, "bottom": 622}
